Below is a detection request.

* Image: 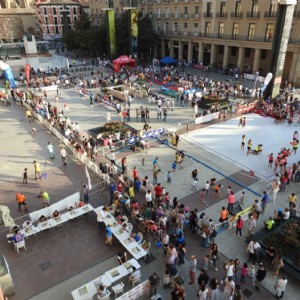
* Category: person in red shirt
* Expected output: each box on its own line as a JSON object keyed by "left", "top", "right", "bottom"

{"left": 133, "top": 166, "right": 139, "bottom": 182}
{"left": 235, "top": 216, "right": 244, "bottom": 237}
{"left": 154, "top": 183, "right": 163, "bottom": 201}
{"left": 268, "top": 153, "right": 273, "bottom": 169}
{"left": 117, "top": 182, "right": 123, "bottom": 193}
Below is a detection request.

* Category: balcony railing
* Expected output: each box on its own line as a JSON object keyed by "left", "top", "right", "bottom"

{"left": 203, "top": 12, "right": 213, "bottom": 18}
{"left": 153, "top": 14, "right": 161, "bottom": 19}
{"left": 181, "top": 13, "right": 190, "bottom": 18}
{"left": 162, "top": 0, "right": 170, "bottom": 4}
{"left": 162, "top": 13, "right": 170, "bottom": 19}
{"left": 246, "top": 12, "right": 260, "bottom": 18}
{"left": 191, "top": 13, "right": 200, "bottom": 18}
{"left": 264, "top": 11, "right": 278, "bottom": 18}
{"left": 231, "top": 12, "right": 243, "bottom": 18}
{"left": 171, "top": 13, "right": 179, "bottom": 19}
{"left": 216, "top": 12, "right": 227, "bottom": 18}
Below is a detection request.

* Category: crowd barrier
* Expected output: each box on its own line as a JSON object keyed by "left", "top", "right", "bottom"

{"left": 194, "top": 112, "right": 219, "bottom": 124}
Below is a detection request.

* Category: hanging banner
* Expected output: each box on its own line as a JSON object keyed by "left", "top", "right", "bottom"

{"left": 130, "top": 9, "right": 138, "bottom": 53}
{"left": 107, "top": 10, "right": 116, "bottom": 57}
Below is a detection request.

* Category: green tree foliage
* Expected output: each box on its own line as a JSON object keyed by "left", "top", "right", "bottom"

{"left": 62, "top": 12, "right": 108, "bottom": 55}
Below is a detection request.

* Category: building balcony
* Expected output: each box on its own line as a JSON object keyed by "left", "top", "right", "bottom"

{"left": 203, "top": 12, "right": 213, "bottom": 18}
{"left": 162, "top": 13, "right": 170, "bottom": 19}
{"left": 153, "top": 14, "right": 161, "bottom": 19}
{"left": 216, "top": 12, "right": 227, "bottom": 18}
{"left": 246, "top": 12, "right": 260, "bottom": 18}
{"left": 180, "top": 13, "right": 189, "bottom": 19}
{"left": 172, "top": 0, "right": 179, "bottom": 3}
{"left": 171, "top": 13, "right": 179, "bottom": 19}
{"left": 180, "top": 0, "right": 190, "bottom": 2}
{"left": 139, "top": 0, "right": 145, "bottom": 5}
{"left": 162, "top": 0, "right": 170, "bottom": 3}
{"left": 231, "top": 12, "right": 243, "bottom": 18}
{"left": 264, "top": 11, "right": 278, "bottom": 18}
{"left": 191, "top": 13, "right": 200, "bottom": 19}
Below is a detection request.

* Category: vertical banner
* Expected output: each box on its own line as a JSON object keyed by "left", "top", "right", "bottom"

{"left": 107, "top": 10, "right": 116, "bottom": 58}
{"left": 25, "top": 63, "right": 31, "bottom": 85}
{"left": 130, "top": 9, "right": 138, "bottom": 53}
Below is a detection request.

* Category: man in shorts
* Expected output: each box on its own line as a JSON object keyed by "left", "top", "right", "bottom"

{"left": 16, "top": 193, "right": 28, "bottom": 212}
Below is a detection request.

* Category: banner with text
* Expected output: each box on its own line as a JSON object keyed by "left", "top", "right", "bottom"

{"left": 130, "top": 9, "right": 138, "bottom": 53}
{"left": 107, "top": 10, "right": 116, "bottom": 57}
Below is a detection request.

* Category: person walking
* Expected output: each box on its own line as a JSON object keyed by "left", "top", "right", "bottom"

{"left": 235, "top": 216, "right": 244, "bottom": 238}
{"left": 148, "top": 272, "right": 160, "bottom": 298}
{"left": 163, "top": 107, "right": 167, "bottom": 122}
{"left": 275, "top": 275, "right": 288, "bottom": 299}
{"left": 223, "top": 276, "right": 235, "bottom": 300}
{"left": 272, "top": 180, "right": 280, "bottom": 202}
{"left": 33, "top": 161, "right": 41, "bottom": 180}
{"left": 247, "top": 139, "right": 252, "bottom": 156}
{"left": 38, "top": 191, "right": 50, "bottom": 207}
{"left": 210, "top": 242, "right": 219, "bottom": 271}
{"left": 247, "top": 239, "right": 261, "bottom": 265}
{"left": 47, "top": 142, "right": 55, "bottom": 159}
{"left": 273, "top": 256, "right": 284, "bottom": 278}
{"left": 241, "top": 135, "right": 245, "bottom": 151}
{"left": 209, "top": 278, "right": 219, "bottom": 300}
{"left": 247, "top": 214, "right": 256, "bottom": 236}
{"left": 288, "top": 193, "right": 297, "bottom": 209}
{"left": 16, "top": 193, "right": 28, "bottom": 212}
{"left": 152, "top": 168, "right": 161, "bottom": 185}
{"left": 60, "top": 147, "right": 67, "bottom": 166}
{"left": 227, "top": 191, "right": 235, "bottom": 214}
{"left": 105, "top": 224, "right": 113, "bottom": 246}
{"left": 255, "top": 263, "right": 267, "bottom": 291}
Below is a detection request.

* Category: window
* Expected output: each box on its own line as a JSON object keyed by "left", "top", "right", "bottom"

{"left": 270, "top": 3, "right": 277, "bottom": 15}
{"left": 266, "top": 23, "right": 274, "bottom": 41}
{"left": 43, "top": 7, "right": 47, "bottom": 15}
{"left": 73, "top": 7, "right": 77, "bottom": 15}
{"left": 183, "top": 22, "right": 188, "bottom": 34}
{"left": 207, "top": 2, "right": 212, "bottom": 17}
{"left": 261, "top": 49, "right": 267, "bottom": 60}
{"left": 231, "top": 47, "right": 237, "bottom": 56}
{"left": 218, "top": 22, "right": 224, "bottom": 37}
{"left": 235, "top": 1, "right": 241, "bottom": 14}
{"left": 53, "top": 7, "right": 57, "bottom": 15}
{"left": 219, "top": 45, "right": 224, "bottom": 55}
{"left": 245, "top": 48, "right": 251, "bottom": 58}
{"left": 54, "top": 16, "right": 58, "bottom": 25}
{"left": 165, "top": 7, "right": 169, "bottom": 16}
{"left": 68, "top": 16, "right": 71, "bottom": 25}
{"left": 46, "top": 26, "right": 50, "bottom": 34}
{"left": 251, "top": 2, "right": 258, "bottom": 15}
{"left": 174, "top": 22, "right": 178, "bottom": 33}
{"left": 156, "top": 22, "right": 160, "bottom": 33}
{"left": 184, "top": 6, "right": 188, "bottom": 14}
{"left": 194, "top": 23, "right": 198, "bottom": 33}
{"left": 44, "top": 16, "right": 48, "bottom": 25}
{"left": 195, "top": 6, "right": 199, "bottom": 14}
{"left": 248, "top": 23, "right": 255, "bottom": 41}
{"left": 232, "top": 23, "right": 239, "bottom": 39}
{"left": 205, "top": 22, "right": 211, "bottom": 37}
{"left": 164, "top": 22, "right": 169, "bottom": 33}
{"left": 55, "top": 26, "right": 59, "bottom": 34}
{"left": 220, "top": 1, "right": 226, "bottom": 17}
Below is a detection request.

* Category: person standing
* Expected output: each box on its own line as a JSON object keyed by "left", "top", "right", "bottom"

{"left": 23, "top": 168, "right": 28, "bottom": 184}
{"left": 255, "top": 263, "right": 267, "bottom": 291}
{"left": 105, "top": 224, "right": 113, "bottom": 246}
{"left": 210, "top": 242, "right": 219, "bottom": 271}
{"left": 247, "top": 239, "right": 261, "bottom": 265}
{"left": 227, "top": 191, "right": 235, "bottom": 214}
{"left": 47, "top": 142, "right": 55, "bottom": 159}
{"left": 148, "top": 272, "right": 160, "bottom": 298}
{"left": 275, "top": 275, "right": 288, "bottom": 299}
{"left": 81, "top": 183, "right": 89, "bottom": 203}
{"left": 38, "top": 191, "right": 50, "bottom": 207}
{"left": 235, "top": 216, "right": 244, "bottom": 238}
{"left": 189, "top": 255, "right": 197, "bottom": 284}
{"left": 223, "top": 276, "right": 235, "bottom": 300}
{"left": 109, "top": 183, "right": 116, "bottom": 205}
{"left": 272, "top": 180, "right": 280, "bottom": 202}
{"left": 33, "top": 161, "right": 41, "bottom": 180}
{"left": 163, "top": 107, "right": 167, "bottom": 122}
{"left": 241, "top": 135, "right": 245, "bottom": 151}
{"left": 209, "top": 278, "right": 219, "bottom": 300}
{"left": 97, "top": 207, "right": 105, "bottom": 229}
{"left": 288, "top": 193, "right": 297, "bottom": 209}
{"left": 60, "top": 147, "right": 67, "bottom": 166}
{"left": 152, "top": 168, "right": 161, "bottom": 185}
{"left": 247, "top": 213, "right": 256, "bottom": 236}
{"left": 261, "top": 191, "right": 269, "bottom": 213}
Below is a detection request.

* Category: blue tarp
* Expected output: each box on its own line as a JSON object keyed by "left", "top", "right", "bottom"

{"left": 160, "top": 56, "right": 177, "bottom": 65}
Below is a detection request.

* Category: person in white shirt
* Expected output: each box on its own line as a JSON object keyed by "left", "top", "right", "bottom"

{"left": 97, "top": 207, "right": 105, "bottom": 229}
{"left": 283, "top": 208, "right": 290, "bottom": 220}
{"left": 247, "top": 239, "right": 261, "bottom": 264}
{"left": 60, "top": 147, "right": 67, "bottom": 165}
{"left": 275, "top": 275, "right": 288, "bottom": 299}
{"left": 47, "top": 142, "right": 55, "bottom": 159}
{"left": 223, "top": 276, "right": 235, "bottom": 300}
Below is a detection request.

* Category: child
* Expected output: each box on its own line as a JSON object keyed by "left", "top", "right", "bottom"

{"left": 142, "top": 158, "right": 145, "bottom": 168}
{"left": 239, "top": 191, "right": 245, "bottom": 206}
{"left": 167, "top": 171, "right": 172, "bottom": 183}
{"left": 145, "top": 140, "right": 150, "bottom": 153}
{"left": 23, "top": 168, "right": 28, "bottom": 184}
{"left": 203, "top": 254, "right": 210, "bottom": 270}
{"left": 191, "top": 178, "right": 199, "bottom": 191}
{"left": 240, "top": 262, "right": 248, "bottom": 284}
{"left": 172, "top": 161, "right": 177, "bottom": 172}
{"left": 248, "top": 264, "right": 255, "bottom": 284}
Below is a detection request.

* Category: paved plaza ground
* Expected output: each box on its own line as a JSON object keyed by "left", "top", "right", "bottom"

{"left": 0, "top": 66, "right": 300, "bottom": 300}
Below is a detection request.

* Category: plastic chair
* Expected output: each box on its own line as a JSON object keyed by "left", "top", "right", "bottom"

{"left": 97, "top": 290, "right": 111, "bottom": 300}
{"left": 130, "top": 274, "right": 142, "bottom": 287}
{"left": 14, "top": 240, "right": 26, "bottom": 254}
{"left": 112, "top": 282, "right": 124, "bottom": 298}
